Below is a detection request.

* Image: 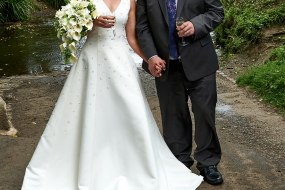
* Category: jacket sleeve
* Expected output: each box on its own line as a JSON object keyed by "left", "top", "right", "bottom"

{"left": 135, "top": 0, "right": 158, "bottom": 59}
{"left": 190, "top": 0, "right": 224, "bottom": 40}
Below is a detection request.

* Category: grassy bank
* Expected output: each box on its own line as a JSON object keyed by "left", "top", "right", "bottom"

{"left": 236, "top": 45, "right": 285, "bottom": 112}
{"left": 41, "top": 0, "right": 66, "bottom": 9}
{"left": 216, "top": 0, "right": 285, "bottom": 53}
{"left": 0, "top": 0, "right": 66, "bottom": 23}
{"left": 0, "top": 0, "right": 33, "bottom": 22}
{"left": 216, "top": 0, "right": 285, "bottom": 113}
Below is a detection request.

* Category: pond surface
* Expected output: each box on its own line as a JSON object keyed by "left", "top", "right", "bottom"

{"left": 0, "top": 18, "right": 65, "bottom": 77}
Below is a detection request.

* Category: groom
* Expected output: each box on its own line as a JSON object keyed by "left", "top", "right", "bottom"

{"left": 136, "top": 0, "right": 224, "bottom": 185}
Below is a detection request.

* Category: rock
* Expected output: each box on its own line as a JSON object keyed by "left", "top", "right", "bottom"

{"left": 0, "top": 97, "right": 16, "bottom": 136}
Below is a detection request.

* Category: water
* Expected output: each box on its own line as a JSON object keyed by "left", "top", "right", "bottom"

{"left": 0, "top": 18, "right": 218, "bottom": 78}
{"left": 0, "top": 18, "right": 142, "bottom": 78}
{"left": 0, "top": 19, "right": 64, "bottom": 77}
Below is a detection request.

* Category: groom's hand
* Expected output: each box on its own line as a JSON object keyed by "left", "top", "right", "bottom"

{"left": 177, "top": 21, "right": 195, "bottom": 37}
{"left": 147, "top": 55, "right": 166, "bottom": 77}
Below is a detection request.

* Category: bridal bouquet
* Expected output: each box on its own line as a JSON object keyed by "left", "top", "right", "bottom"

{"left": 55, "top": 0, "right": 97, "bottom": 64}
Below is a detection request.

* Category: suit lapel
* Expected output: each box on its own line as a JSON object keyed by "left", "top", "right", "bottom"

{"left": 157, "top": 0, "right": 169, "bottom": 25}
{"left": 176, "top": 0, "right": 186, "bottom": 18}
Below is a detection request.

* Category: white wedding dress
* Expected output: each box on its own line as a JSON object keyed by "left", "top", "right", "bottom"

{"left": 21, "top": 0, "right": 203, "bottom": 189}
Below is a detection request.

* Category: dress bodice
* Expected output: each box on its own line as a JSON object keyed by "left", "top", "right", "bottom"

{"left": 90, "top": 0, "right": 130, "bottom": 42}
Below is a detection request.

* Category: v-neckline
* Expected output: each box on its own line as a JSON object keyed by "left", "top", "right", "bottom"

{"left": 102, "top": 0, "right": 122, "bottom": 14}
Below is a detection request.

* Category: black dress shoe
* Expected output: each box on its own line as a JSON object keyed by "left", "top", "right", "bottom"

{"left": 199, "top": 165, "right": 223, "bottom": 185}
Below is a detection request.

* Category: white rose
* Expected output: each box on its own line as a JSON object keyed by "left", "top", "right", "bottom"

{"left": 61, "top": 25, "right": 67, "bottom": 31}
{"left": 59, "top": 43, "right": 67, "bottom": 52}
{"left": 62, "top": 34, "right": 69, "bottom": 43}
{"left": 66, "top": 9, "right": 75, "bottom": 18}
{"left": 55, "top": 10, "right": 64, "bottom": 19}
{"left": 57, "top": 31, "right": 61, "bottom": 39}
{"left": 86, "top": 20, "right": 93, "bottom": 30}
{"left": 80, "top": 1, "right": 90, "bottom": 8}
{"left": 69, "top": 0, "right": 76, "bottom": 5}
{"left": 69, "top": 53, "right": 78, "bottom": 63}
{"left": 74, "top": 24, "right": 83, "bottom": 33}
{"left": 91, "top": 10, "right": 97, "bottom": 19}
{"left": 77, "top": 9, "right": 90, "bottom": 17}
{"left": 85, "top": 14, "right": 92, "bottom": 20}
{"left": 91, "top": 0, "right": 96, "bottom": 5}
{"left": 66, "top": 23, "right": 73, "bottom": 31}
{"left": 69, "top": 31, "right": 81, "bottom": 41}
{"left": 68, "top": 42, "right": 77, "bottom": 53}
{"left": 66, "top": 30, "right": 72, "bottom": 39}
{"left": 69, "top": 18, "right": 77, "bottom": 26}
{"left": 60, "top": 17, "right": 68, "bottom": 26}
{"left": 64, "top": 4, "right": 72, "bottom": 11}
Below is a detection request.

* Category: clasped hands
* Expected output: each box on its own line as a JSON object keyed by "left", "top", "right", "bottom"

{"left": 147, "top": 56, "right": 166, "bottom": 77}
{"left": 148, "top": 21, "right": 195, "bottom": 77}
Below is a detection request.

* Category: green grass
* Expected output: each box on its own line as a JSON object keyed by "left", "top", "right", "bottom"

{"left": 237, "top": 45, "right": 285, "bottom": 111}
{"left": 0, "top": 0, "right": 67, "bottom": 22}
{"left": 215, "top": 0, "right": 285, "bottom": 53}
{"left": 0, "top": 0, "right": 33, "bottom": 22}
{"left": 0, "top": 1, "right": 4, "bottom": 22}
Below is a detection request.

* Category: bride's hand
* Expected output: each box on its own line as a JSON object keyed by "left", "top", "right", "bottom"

{"left": 93, "top": 15, "right": 115, "bottom": 28}
{"left": 147, "top": 56, "right": 166, "bottom": 77}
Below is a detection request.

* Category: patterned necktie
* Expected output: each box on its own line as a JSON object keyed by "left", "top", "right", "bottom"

{"left": 167, "top": 0, "right": 178, "bottom": 59}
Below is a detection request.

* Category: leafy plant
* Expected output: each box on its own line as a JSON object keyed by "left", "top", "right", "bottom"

{"left": 237, "top": 45, "right": 285, "bottom": 111}
{"left": 41, "top": 0, "right": 67, "bottom": 9}
{"left": 0, "top": 0, "right": 33, "bottom": 22}
{"left": 215, "top": 0, "right": 285, "bottom": 53}
{"left": 0, "top": 0, "right": 5, "bottom": 22}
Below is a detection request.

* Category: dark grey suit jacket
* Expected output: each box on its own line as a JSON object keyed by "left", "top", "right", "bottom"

{"left": 136, "top": 0, "right": 224, "bottom": 81}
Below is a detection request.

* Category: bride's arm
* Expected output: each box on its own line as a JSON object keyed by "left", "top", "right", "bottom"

{"left": 87, "top": 16, "right": 115, "bottom": 37}
{"left": 94, "top": 16, "right": 115, "bottom": 28}
{"left": 125, "top": 0, "right": 148, "bottom": 63}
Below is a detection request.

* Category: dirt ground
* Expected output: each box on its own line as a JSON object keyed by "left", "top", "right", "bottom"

{"left": 0, "top": 2, "right": 284, "bottom": 189}
{"left": 0, "top": 67, "right": 284, "bottom": 190}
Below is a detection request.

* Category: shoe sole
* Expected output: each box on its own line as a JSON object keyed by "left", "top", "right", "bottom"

{"left": 204, "top": 177, "right": 223, "bottom": 185}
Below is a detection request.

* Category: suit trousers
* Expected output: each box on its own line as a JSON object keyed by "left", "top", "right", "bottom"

{"left": 155, "top": 60, "right": 221, "bottom": 168}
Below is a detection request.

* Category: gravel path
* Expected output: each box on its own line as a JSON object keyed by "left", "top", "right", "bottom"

{"left": 0, "top": 69, "right": 284, "bottom": 190}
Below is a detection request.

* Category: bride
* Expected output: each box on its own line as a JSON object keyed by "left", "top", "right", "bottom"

{"left": 21, "top": 0, "right": 203, "bottom": 189}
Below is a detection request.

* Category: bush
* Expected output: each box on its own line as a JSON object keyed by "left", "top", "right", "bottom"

{"left": 0, "top": 0, "right": 33, "bottom": 22}
{"left": 215, "top": 0, "right": 285, "bottom": 53}
{"left": 0, "top": 0, "right": 68, "bottom": 22}
{"left": 0, "top": 1, "right": 4, "bottom": 22}
{"left": 42, "top": 0, "right": 67, "bottom": 9}
{"left": 237, "top": 45, "right": 285, "bottom": 111}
